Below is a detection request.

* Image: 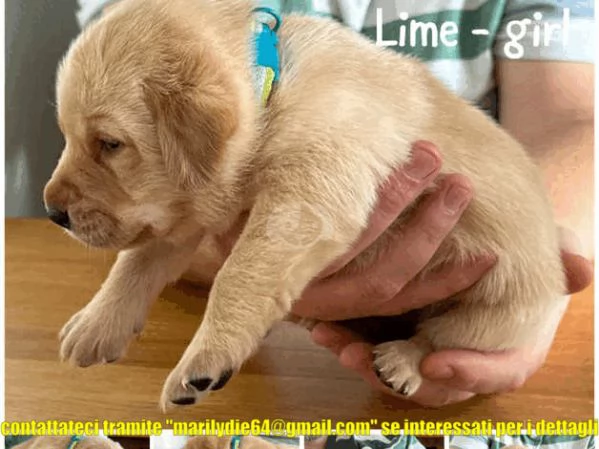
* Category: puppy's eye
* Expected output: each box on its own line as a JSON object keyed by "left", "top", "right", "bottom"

{"left": 99, "top": 138, "right": 122, "bottom": 152}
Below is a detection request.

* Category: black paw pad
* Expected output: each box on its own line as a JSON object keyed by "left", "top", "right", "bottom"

{"left": 171, "top": 397, "right": 196, "bottom": 406}
{"left": 373, "top": 366, "right": 394, "bottom": 390}
{"left": 211, "top": 369, "right": 233, "bottom": 391}
{"left": 189, "top": 377, "right": 213, "bottom": 392}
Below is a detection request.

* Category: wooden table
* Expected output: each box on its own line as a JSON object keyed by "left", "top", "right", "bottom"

{"left": 5, "top": 219, "right": 594, "bottom": 423}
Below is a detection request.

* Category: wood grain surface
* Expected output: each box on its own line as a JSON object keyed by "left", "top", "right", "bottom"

{"left": 5, "top": 219, "right": 594, "bottom": 423}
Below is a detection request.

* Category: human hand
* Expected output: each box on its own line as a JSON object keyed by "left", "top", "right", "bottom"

{"left": 313, "top": 241, "right": 588, "bottom": 408}
{"left": 305, "top": 141, "right": 592, "bottom": 406}
{"left": 291, "top": 141, "right": 490, "bottom": 321}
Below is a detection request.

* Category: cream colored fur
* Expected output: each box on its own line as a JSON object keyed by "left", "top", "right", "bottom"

{"left": 13, "top": 437, "right": 122, "bottom": 449}
{"left": 44, "top": 0, "right": 567, "bottom": 408}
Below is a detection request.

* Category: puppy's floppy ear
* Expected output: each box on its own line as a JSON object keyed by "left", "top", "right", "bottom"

{"left": 144, "top": 43, "right": 239, "bottom": 189}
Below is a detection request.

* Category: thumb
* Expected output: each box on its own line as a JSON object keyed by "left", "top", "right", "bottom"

{"left": 558, "top": 226, "right": 593, "bottom": 294}
{"left": 419, "top": 348, "right": 535, "bottom": 394}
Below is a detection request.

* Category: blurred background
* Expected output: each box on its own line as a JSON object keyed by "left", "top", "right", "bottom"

{"left": 5, "top": 1, "right": 80, "bottom": 216}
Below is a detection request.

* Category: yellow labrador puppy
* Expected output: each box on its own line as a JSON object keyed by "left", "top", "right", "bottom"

{"left": 44, "top": 0, "right": 567, "bottom": 408}
{"left": 13, "top": 436, "right": 123, "bottom": 449}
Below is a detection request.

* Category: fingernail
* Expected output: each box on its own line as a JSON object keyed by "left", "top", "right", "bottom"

{"left": 405, "top": 149, "right": 439, "bottom": 180}
{"left": 480, "top": 255, "right": 498, "bottom": 272}
{"left": 423, "top": 365, "right": 455, "bottom": 381}
{"left": 444, "top": 185, "right": 471, "bottom": 213}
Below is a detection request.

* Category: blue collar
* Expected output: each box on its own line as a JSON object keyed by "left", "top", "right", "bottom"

{"left": 67, "top": 436, "right": 84, "bottom": 449}
{"left": 251, "top": 7, "right": 281, "bottom": 106}
{"left": 231, "top": 436, "right": 242, "bottom": 449}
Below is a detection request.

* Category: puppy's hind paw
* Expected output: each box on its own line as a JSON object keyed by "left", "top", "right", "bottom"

{"left": 373, "top": 340, "right": 430, "bottom": 397}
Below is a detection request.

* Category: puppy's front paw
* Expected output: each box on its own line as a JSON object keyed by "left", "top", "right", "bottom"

{"left": 373, "top": 339, "right": 430, "bottom": 397}
{"left": 59, "top": 302, "right": 143, "bottom": 367}
{"left": 160, "top": 332, "right": 258, "bottom": 409}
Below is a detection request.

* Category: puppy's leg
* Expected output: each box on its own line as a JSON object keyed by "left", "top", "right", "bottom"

{"left": 160, "top": 191, "right": 371, "bottom": 407}
{"left": 373, "top": 268, "right": 568, "bottom": 396}
{"left": 60, "top": 234, "right": 202, "bottom": 367}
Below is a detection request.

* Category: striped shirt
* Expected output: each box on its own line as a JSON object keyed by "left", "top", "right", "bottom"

{"left": 76, "top": 0, "right": 595, "bottom": 114}
{"left": 326, "top": 435, "right": 426, "bottom": 449}
{"left": 450, "top": 436, "right": 595, "bottom": 449}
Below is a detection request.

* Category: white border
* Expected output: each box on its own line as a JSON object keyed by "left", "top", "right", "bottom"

{"left": 594, "top": 0, "right": 598, "bottom": 420}
{"left": 1, "top": 0, "right": 7, "bottom": 445}
{"left": 0, "top": 0, "right": 597, "bottom": 442}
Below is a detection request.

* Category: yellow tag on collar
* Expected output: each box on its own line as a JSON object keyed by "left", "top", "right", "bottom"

{"left": 252, "top": 7, "right": 281, "bottom": 106}
{"left": 255, "top": 66, "right": 276, "bottom": 106}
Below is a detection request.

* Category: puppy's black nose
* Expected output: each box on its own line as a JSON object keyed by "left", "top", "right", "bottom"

{"left": 47, "top": 208, "right": 71, "bottom": 229}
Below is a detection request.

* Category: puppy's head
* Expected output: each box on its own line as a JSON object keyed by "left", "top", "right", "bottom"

{"left": 43, "top": 0, "right": 242, "bottom": 249}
